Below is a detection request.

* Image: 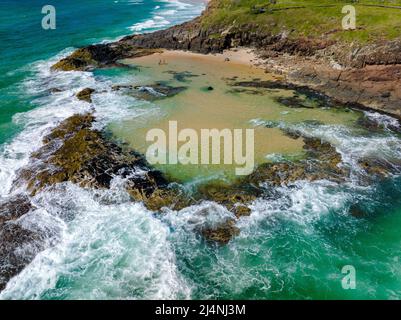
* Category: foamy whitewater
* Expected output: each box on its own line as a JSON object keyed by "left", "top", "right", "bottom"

{"left": 1, "top": 0, "right": 401, "bottom": 300}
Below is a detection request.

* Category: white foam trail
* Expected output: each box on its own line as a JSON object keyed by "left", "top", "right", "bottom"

{"left": 129, "top": 16, "right": 171, "bottom": 32}
{"left": 0, "top": 0, "right": 207, "bottom": 299}
{"left": 0, "top": 183, "right": 191, "bottom": 300}
{"left": 363, "top": 111, "right": 400, "bottom": 131}
{"left": 0, "top": 46, "right": 163, "bottom": 197}
{"left": 250, "top": 118, "right": 401, "bottom": 169}
{"left": 129, "top": 0, "right": 204, "bottom": 33}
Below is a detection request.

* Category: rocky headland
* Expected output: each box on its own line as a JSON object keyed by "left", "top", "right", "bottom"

{"left": 52, "top": 0, "right": 401, "bottom": 118}
{"left": 2, "top": 0, "right": 401, "bottom": 292}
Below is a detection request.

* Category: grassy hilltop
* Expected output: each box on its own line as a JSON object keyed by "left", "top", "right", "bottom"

{"left": 201, "top": 0, "right": 401, "bottom": 43}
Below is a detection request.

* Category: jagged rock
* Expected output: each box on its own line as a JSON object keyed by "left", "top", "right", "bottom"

{"left": 358, "top": 157, "right": 401, "bottom": 179}
{"left": 356, "top": 114, "right": 401, "bottom": 134}
{"left": 201, "top": 219, "right": 239, "bottom": 245}
{"left": 49, "top": 88, "right": 62, "bottom": 93}
{"left": 0, "top": 195, "right": 33, "bottom": 225}
{"left": 198, "top": 182, "right": 257, "bottom": 218}
{"left": 52, "top": 45, "right": 162, "bottom": 71}
{"left": 14, "top": 114, "right": 168, "bottom": 198}
{"left": 247, "top": 136, "right": 346, "bottom": 186}
{"left": 0, "top": 223, "right": 44, "bottom": 292}
{"left": 76, "top": 88, "right": 95, "bottom": 103}
{"left": 127, "top": 187, "right": 193, "bottom": 212}
{"left": 0, "top": 195, "right": 40, "bottom": 292}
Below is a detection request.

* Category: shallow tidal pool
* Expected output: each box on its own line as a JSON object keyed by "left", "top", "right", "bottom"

{"left": 109, "top": 50, "right": 360, "bottom": 185}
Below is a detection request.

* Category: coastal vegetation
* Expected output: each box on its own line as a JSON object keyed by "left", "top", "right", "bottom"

{"left": 201, "top": 0, "right": 401, "bottom": 43}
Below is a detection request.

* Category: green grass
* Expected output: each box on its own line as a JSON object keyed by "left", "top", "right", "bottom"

{"left": 201, "top": 0, "right": 401, "bottom": 44}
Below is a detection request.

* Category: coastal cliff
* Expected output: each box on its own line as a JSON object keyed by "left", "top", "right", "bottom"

{"left": 53, "top": 0, "right": 401, "bottom": 118}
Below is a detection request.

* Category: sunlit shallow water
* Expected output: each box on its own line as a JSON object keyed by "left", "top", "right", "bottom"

{"left": 109, "top": 50, "right": 360, "bottom": 183}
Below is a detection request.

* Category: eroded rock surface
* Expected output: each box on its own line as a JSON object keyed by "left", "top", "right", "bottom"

{"left": 76, "top": 88, "right": 95, "bottom": 103}
{"left": 52, "top": 46, "right": 162, "bottom": 71}
{"left": 0, "top": 195, "right": 43, "bottom": 291}
{"left": 14, "top": 114, "right": 169, "bottom": 201}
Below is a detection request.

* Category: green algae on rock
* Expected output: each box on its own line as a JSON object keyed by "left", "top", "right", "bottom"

{"left": 247, "top": 136, "right": 347, "bottom": 186}
{"left": 201, "top": 219, "right": 240, "bottom": 245}
{"left": 14, "top": 114, "right": 168, "bottom": 198}
{"left": 76, "top": 88, "right": 95, "bottom": 103}
{"left": 52, "top": 45, "right": 162, "bottom": 71}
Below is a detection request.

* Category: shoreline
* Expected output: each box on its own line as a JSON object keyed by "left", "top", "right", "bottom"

{"left": 125, "top": 47, "right": 401, "bottom": 121}
{"left": 51, "top": 0, "right": 401, "bottom": 119}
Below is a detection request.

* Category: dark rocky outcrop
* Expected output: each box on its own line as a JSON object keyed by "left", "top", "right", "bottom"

{"left": 76, "top": 88, "right": 95, "bottom": 103}
{"left": 113, "top": 83, "right": 187, "bottom": 101}
{"left": 0, "top": 195, "right": 32, "bottom": 225}
{"left": 0, "top": 223, "right": 44, "bottom": 292}
{"left": 14, "top": 114, "right": 169, "bottom": 201}
{"left": 358, "top": 157, "right": 401, "bottom": 179}
{"left": 52, "top": 45, "right": 162, "bottom": 71}
{"left": 285, "top": 63, "right": 401, "bottom": 119}
{"left": 247, "top": 136, "right": 347, "bottom": 187}
{"left": 0, "top": 195, "right": 43, "bottom": 291}
{"left": 201, "top": 220, "right": 239, "bottom": 245}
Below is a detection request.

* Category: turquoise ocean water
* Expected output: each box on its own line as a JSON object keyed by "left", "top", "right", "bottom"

{"left": 1, "top": 0, "right": 401, "bottom": 300}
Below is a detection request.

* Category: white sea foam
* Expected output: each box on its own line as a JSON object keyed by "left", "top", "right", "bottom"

{"left": 129, "top": 0, "right": 203, "bottom": 33}
{"left": 0, "top": 0, "right": 206, "bottom": 300}
{"left": 363, "top": 111, "right": 400, "bottom": 131}
{"left": 250, "top": 118, "right": 401, "bottom": 170}
{"left": 0, "top": 48, "right": 158, "bottom": 197}
{"left": 0, "top": 183, "right": 190, "bottom": 300}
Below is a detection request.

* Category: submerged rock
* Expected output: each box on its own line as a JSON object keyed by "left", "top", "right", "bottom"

{"left": 231, "top": 79, "right": 340, "bottom": 109}
{"left": 113, "top": 83, "right": 187, "bottom": 101}
{"left": 275, "top": 95, "right": 317, "bottom": 109}
{"left": 164, "top": 70, "right": 199, "bottom": 83}
{"left": 201, "top": 220, "right": 239, "bottom": 245}
{"left": 76, "top": 88, "right": 95, "bottom": 103}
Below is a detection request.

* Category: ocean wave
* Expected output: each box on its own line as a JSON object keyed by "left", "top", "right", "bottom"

{"left": 0, "top": 183, "right": 190, "bottom": 300}
{"left": 129, "top": 0, "right": 203, "bottom": 33}
{"left": 250, "top": 118, "right": 401, "bottom": 170}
